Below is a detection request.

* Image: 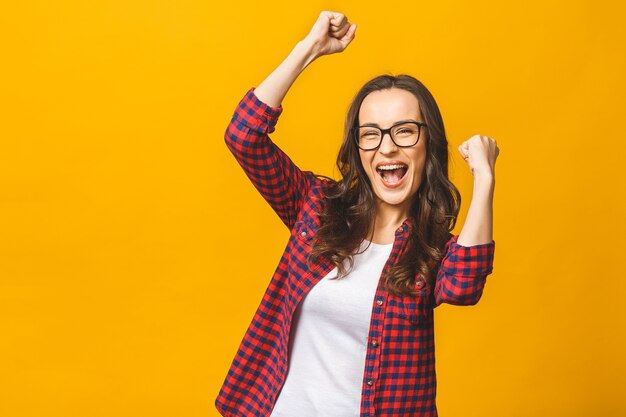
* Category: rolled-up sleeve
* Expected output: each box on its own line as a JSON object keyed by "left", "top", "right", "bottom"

{"left": 434, "top": 235, "right": 496, "bottom": 307}
{"left": 230, "top": 87, "right": 283, "bottom": 134}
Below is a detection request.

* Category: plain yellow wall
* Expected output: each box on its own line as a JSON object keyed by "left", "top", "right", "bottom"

{"left": 1, "top": 0, "right": 625, "bottom": 416}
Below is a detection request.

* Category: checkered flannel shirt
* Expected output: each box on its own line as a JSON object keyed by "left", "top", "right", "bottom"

{"left": 215, "top": 88, "right": 496, "bottom": 417}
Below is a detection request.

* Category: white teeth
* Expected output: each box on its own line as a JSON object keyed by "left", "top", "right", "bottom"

{"left": 377, "top": 164, "right": 407, "bottom": 171}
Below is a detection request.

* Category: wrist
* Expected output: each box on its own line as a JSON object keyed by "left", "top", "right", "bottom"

{"left": 473, "top": 169, "right": 494, "bottom": 183}
{"left": 296, "top": 37, "right": 321, "bottom": 67}
{"left": 473, "top": 171, "right": 495, "bottom": 192}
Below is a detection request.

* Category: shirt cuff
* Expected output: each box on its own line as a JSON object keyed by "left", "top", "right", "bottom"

{"left": 441, "top": 235, "right": 496, "bottom": 277}
{"left": 232, "top": 87, "right": 284, "bottom": 134}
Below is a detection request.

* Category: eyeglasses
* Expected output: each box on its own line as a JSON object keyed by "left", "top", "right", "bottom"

{"left": 353, "top": 121, "right": 427, "bottom": 151}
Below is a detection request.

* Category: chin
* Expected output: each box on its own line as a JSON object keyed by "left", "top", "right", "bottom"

{"left": 374, "top": 189, "right": 412, "bottom": 207}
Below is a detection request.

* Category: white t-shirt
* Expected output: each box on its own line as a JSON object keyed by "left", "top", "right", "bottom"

{"left": 269, "top": 239, "right": 393, "bottom": 417}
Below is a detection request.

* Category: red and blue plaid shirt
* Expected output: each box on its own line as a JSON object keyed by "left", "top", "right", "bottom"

{"left": 215, "top": 88, "right": 496, "bottom": 417}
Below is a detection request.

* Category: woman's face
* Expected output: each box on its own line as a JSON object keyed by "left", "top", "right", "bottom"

{"left": 358, "top": 88, "right": 428, "bottom": 210}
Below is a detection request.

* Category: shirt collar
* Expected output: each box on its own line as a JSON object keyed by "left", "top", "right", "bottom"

{"left": 396, "top": 216, "right": 415, "bottom": 235}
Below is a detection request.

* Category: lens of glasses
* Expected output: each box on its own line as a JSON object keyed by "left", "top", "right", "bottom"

{"left": 356, "top": 122, "right": 422, "bottom": 150}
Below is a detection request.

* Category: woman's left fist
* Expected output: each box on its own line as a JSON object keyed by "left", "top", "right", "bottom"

{"left": 458, "top": 134, "right": 499, "bottom": 177}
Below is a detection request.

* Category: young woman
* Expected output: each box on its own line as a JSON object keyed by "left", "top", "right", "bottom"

{"left": 215, "top": 11, "right": 499, "bottom": 417}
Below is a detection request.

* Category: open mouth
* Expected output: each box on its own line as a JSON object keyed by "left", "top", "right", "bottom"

{"left": 376, "top": 163, "right": 408, "bottom": 186}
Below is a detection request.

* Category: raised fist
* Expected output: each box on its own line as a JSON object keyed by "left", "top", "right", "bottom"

{"left": 305, "top": 11, "right": 357, "bottom": 58}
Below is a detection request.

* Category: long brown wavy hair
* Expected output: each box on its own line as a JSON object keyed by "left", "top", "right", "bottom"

{"left": 308, "top": 74, "right": 461, "bottom": 297}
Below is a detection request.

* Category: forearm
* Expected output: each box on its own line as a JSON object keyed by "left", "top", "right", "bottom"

{"left": 254, "top": 39, "right": 319, "bottom": 108}
{"left": 456, "top": 173, "right": 495, "bottom": 246}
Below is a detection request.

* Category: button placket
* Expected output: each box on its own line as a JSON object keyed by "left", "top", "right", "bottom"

{"left": 361, "top": 228, "right": 405, "bottom": 416}
{"left": 362, "top": 293, "right": 385, "bottom": 412}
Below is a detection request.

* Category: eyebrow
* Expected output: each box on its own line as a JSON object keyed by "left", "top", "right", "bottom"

{"left": 359, "top": 119, "right": 420, "bottom": 127}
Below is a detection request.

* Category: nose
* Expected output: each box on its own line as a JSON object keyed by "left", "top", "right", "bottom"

{"left": 378, "top": 131, "right": 398, "bottom": 154}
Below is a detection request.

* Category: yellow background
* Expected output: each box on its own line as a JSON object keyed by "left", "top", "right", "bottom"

{"left": 2, "top": 0, "right": 625, "bottom": 416}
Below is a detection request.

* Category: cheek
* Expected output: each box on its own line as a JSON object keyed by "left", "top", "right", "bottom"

{"left": 359, "top": 152, "right": 372, "bottom": 175}
{"left": 409, "top": 151, "right": 427, "bottom": 178}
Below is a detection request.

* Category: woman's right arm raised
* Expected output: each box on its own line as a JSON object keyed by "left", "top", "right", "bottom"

{"left": 254, "top": 11, "right": 357, "bottom": 107}
{"left": 225, "top": 11, "right": 356, "bottom": 229}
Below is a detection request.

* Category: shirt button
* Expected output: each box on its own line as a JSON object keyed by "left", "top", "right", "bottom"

{"left": 416, "top": 280, "right": 425, "bottom": 288}
{"left": 300, "top": 231, "right": 307, "bottom": 237}
{"left": 367, "top": 379, "right": 374, "bottom": 386}
{"left": 371, "top": 339, "right": 378, "bottom": 347}
{"left": 397, "top": 226, "right": 404, "bottom": 233}
{"left": 376, "top": 299, "right": 383, "bottom": 306}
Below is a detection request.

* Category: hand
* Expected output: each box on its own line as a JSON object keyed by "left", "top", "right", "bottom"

{"left": 304, "top": 11, "right": 357, "bottom": 59}
{"left": 458, "top": 134, "right": 499, "bottom": 177}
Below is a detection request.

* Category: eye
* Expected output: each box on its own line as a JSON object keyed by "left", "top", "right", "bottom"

{"left": 393, "top": 125, "right": 419, "bottom": 136}
{"left": 361, "top": 130, "right": 380, "bottom": 138}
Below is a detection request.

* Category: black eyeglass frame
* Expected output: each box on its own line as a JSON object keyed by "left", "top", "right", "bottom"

{"left": 352, "top": 121, "right": 428, "bottom": 151}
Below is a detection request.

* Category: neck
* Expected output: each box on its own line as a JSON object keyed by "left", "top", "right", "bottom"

{"left": 373, "top": 199, "right": 411, "bottom": 231}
